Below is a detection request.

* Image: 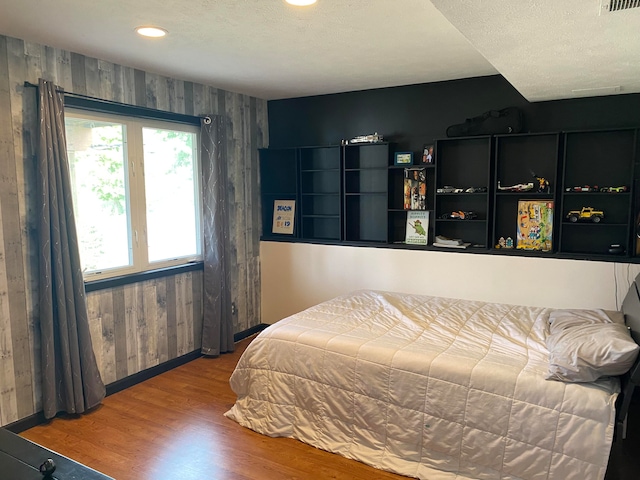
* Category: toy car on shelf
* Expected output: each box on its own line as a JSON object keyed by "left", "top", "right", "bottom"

{"left": 497, "top": 181, "right": 534, "bottom": 192}
{"left": 440, "top": 211, "right": 478, "bottom": 220}
{"left": 436, "top": 185, "right": 464, "bottom": 194}
{"left": 565, "top": 185, "right": 599, "bottom": 192}
{"left": 465, "top": 186, "right": 487, "bottom": 193}
{"left": 566, "top": 207, "right": 604, "bottom": 223}
{"left": 599, "top": 185, "right": 628, "bottom": 193}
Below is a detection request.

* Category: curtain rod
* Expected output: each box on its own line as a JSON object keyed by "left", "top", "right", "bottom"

{"left": 25, "top": 81, "right": 125, "bottom": 105}
{"left": 23, "top": 81, "right": 204, "bottom": 125}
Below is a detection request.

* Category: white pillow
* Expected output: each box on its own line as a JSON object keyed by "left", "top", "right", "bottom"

{"left": 546, "top": 309, "right": 639, "bottom": 383}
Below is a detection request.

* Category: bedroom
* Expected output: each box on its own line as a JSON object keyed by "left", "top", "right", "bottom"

{"left": 0, "top": 0, "right": 639, "bottom": 479}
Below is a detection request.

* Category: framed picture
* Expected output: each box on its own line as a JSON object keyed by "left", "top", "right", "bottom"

{"left": 421, "top": 144, "right": 434, "bottom": 164}
{"left": 394, "top": 152, "right": 413, "bottom": 166}
{"left": 272, "top": 200, "right": 295, "bottom": 235}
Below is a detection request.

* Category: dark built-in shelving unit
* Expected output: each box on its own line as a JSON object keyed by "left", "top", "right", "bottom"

{"left": 435, "top": 136, "right": 492, "bottom": 248}
{"left": 343, "top": 143, "right": 390, "bottom": 243}
{"left": 260, "top": 147, "right": 298, "bottom": 239}
{"left": 559, "top": 129, "right": 636, "bottom": 257}
{"left": 299, "top": 146, "right": 342, "bottom": 241}
{"left": 492, "top": 132, "right": 561, "bottom": 251}
{"left": 388, "top": 162, "right": 435, "bottom": 244}
{"left": 259, "top": 127, "right": 640, "bottom": 262}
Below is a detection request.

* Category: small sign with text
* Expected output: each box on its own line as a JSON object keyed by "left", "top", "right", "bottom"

{"left": 272, "top": 200, "right": 296, "bottom": 234}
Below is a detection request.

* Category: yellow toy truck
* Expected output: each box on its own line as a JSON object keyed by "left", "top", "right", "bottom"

{"left": 566, "top": 207, "right": 604, "bottom": 223}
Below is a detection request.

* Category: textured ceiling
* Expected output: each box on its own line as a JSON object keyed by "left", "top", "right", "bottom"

{"left": 430, "top": 0, "right": 640, "bottom": 102}
{"left": 0, "top": 0, "right": 638, "bottom": 101}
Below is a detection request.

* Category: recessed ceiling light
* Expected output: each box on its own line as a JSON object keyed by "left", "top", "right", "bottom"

{"left": 135, "top": 26, "right": 168, "bottom": 38}
{"left": 285, "top": 0, "right": 317, "bottom": 6}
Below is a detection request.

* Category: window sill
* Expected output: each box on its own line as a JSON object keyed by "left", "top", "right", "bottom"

{"left": 84, "top": 262, "right": 204, "bottom": 293}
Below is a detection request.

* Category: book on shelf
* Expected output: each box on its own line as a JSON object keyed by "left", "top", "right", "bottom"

{"left": 405, "top": 210, "right": 429, "bottom": 245}
{"left": 403, "top": 167, "right": 427, "bottom": 210}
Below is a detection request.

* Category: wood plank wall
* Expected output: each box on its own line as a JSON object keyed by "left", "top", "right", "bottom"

{"left": 0, "top": 34, "right": 268, "bottom": 426}
{"left": 86, "top": 271, "right": 204, "bottom": 385}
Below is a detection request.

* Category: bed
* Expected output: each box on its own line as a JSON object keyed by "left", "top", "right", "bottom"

{"left": 225, "top": 278, "right": 640, "bottom": 480}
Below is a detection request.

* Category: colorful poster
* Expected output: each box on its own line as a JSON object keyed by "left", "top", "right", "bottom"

{"left": 516, "top": 200, "right": 553, "bottom": 251}
{"left": 405, "top": 210, "right": 429, "bottom": 245}
{"left": 272, "top": 200, "right": 295, "bottom": 234}
{"left": 403, "top": 167, "right": 427, "bottom": 210}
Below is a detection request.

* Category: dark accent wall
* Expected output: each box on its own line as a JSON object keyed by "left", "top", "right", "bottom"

{"left": 268, "top": 75, "right": 640, "bottom": 151}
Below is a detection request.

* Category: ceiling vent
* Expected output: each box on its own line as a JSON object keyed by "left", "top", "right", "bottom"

{"left": 600, "top": 0, "right": 640, "bottom": 14}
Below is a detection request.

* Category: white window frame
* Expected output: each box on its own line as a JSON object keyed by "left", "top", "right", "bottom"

{"left": 65, "top": 108, "right": 203, "bottom": 281}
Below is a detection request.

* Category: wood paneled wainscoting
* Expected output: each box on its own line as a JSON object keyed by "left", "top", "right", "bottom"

{"left": 86, "top": 271, "right": 203, "bottom": 386}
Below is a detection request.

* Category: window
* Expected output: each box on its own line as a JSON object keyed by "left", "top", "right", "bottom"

{"left": 65, "top": 109, "right": 202, "bottom": 280}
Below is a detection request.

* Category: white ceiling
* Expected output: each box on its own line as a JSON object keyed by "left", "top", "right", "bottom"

{"left": 430, "top": 0, "right": 640, "bottom": 102}
{"left": 0, "top": 0, "right": 638, "bottom": 101}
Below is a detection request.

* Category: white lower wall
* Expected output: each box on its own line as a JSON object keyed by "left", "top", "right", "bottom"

{"left": 261, "top": 241, "right": 640, "bottom": 324}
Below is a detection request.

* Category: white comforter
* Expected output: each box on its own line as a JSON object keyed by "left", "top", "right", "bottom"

{"left": 225, "top": 290, "right": 618, "bottom": 480}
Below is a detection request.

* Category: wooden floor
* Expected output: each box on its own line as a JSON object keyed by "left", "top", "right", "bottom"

{"left": 20, "top": 337, "right": 406, "bottom": 480}
{"left": 21, "top": 336, "right": 639, "bottom": 480}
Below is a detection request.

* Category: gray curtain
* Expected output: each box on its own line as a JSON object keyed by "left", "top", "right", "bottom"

{"left": 37, "top": 78, "right": 106, "bottom": 419}
{"left": 200, "top": 115, "right": 234, "bottom": 356}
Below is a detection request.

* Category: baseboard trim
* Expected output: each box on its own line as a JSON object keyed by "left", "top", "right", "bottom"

{"left": 6, "top": 324, "right": 268, "bottom": 434}
{"left": 105, "top": 349, "right": 203, "bottom": 397}
{"left": 234, "top": 323, "right": 269, "bottom": 342}
{"left": 5, "top": 412, "right": 48, "bottom": 434}
{"left": 5, "top": 350, "right": 203, "bottom": 434}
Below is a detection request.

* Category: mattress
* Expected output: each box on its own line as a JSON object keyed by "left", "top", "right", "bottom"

{"left": 225, "top": 290, "right": 619, "bottom": 480}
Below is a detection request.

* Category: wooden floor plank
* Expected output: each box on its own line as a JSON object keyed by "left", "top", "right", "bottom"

{"left": 21, "top": 337, "right": 407, "bottom": 480}
{"left": 20, "top": 335, "right": 640, "bottom": 480}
